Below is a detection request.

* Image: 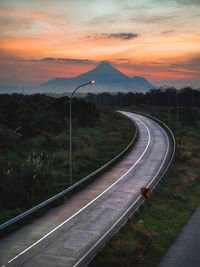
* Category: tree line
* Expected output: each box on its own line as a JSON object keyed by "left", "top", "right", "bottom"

{"left": 0, "top": 93, "right": 100, "bottom": 146}
{"left": 86, "top": 87, "right": 200, "bottom": 108}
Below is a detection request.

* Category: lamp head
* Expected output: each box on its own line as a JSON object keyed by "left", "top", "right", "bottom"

{"left": 90, "top": 80, "right": 95, "bottom": 84}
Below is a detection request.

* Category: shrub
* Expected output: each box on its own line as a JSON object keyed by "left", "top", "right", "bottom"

{"left": 0, "top": 124, "right": 21, "bottom": 149}
{"left": 0, "top": 152, "right": 55, "bottom": 209}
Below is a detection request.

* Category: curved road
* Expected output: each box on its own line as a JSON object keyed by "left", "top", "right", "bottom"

{"left": 0, "top": 112, "right": 172, "bottom": 267}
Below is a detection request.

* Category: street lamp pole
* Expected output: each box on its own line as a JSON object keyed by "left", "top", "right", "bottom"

{"left": 132, "top": 88, "right": 137, "bottom": 107}
{"left": 164, "top": 85, "right": 170, "bottom": 126}
{"left": 69, "top": 80, "right": 95, "bottom": 185}
{"left": 191, "top": 89, "right": 194, "bottom": 108}
{"left": 153, "top": 91, "right": 155, "bottom": 115}
{"left": 168, "top": 91, "right": 170, "bottom": 126}
{"left": 176, "top": 89, "right": 179, "bottom": 137}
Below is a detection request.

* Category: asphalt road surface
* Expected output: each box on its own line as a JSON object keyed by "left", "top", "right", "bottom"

{"left": 0, "top": 112, "right": 172, "bottom": 267}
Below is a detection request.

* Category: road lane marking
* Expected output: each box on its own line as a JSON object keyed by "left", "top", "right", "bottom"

{"left": 6, "top": 115, "right": 151, "bottom": 265}
{"left": 74, "top": 113, "right": 170, "bottom": 267}
{"left": 147, "top": 121, "right": 170, "bottom": 189}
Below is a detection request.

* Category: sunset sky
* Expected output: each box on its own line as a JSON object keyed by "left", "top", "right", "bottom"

{"left": 0, "top": 0, "right": 200, "bottom": 87}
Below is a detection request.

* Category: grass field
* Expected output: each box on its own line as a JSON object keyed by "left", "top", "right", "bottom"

{"left": 90, "top": 106, "right": 200, "bottom": 267}
{"left": 0, "top": 107, "right": 135, "bottom": 228}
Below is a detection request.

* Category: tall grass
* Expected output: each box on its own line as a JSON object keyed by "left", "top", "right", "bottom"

{"left": 0, "top": 107, "right": 135, "bottom": 224}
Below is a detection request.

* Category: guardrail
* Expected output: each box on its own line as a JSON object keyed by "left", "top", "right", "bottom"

{"left": 135, "top": 111, "right": 177, "bottom": 190}
{"left": 0, "top": 122, "right": 138, "bottom": 231}
{"left": 75, "top": 111, "right": 177, "bottom": 267}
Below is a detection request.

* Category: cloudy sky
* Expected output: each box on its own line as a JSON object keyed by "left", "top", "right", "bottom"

{"left": 0, "top": 0, "right": 200, "bottom": 86}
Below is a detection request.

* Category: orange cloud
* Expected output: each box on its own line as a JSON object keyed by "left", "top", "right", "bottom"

{"left": 0, "top": 1, "right": 200, "bottom": 86}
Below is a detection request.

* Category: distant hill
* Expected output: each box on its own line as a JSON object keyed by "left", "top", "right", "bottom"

{"left": 40, "top": 62, "right": 154, "bottom": 93}
{"left": 153, "top": 78, "right": 200, "bottom": 89}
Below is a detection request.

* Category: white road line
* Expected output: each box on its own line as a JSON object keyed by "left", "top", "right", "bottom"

{"left": 73, "top": 113, "right": 170, "bottom": 267}
{"left": 6, "top": 115, "right": 151, "bottom": 265}
{"left": 147, "top": 121, "right": 170, "bottom": 188}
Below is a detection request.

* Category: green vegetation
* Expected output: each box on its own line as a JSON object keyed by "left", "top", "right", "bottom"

{"left": 0, "top": 94, "right": 135, "bottom": 225}
{"left": 90, "top": 105, "right": 200, "bottom": 267}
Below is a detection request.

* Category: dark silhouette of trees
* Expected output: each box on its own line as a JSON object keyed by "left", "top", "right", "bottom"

{"left": 86, "top": 87, "right": 200, "bottom": 108}
{"left": 0, "top": 94, "right": 100, "bottom": 141}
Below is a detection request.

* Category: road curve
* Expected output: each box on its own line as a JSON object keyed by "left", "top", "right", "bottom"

{"left": 0, "top": 112, "right": 172, "bottom": 267}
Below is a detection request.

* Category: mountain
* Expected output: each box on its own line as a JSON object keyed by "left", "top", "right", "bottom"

{"left": 131, "top": 76, "right": 153, "bottom": 90}
{"left": 40, "top": 62, "right": 154, "bottom": 93}
{"left": 76, "top": 62, "right": 129, "bottom": 84}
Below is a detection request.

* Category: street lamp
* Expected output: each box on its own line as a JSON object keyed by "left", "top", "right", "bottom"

{"left": 69, "top": 80, "right": 95, "bottom": 185}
